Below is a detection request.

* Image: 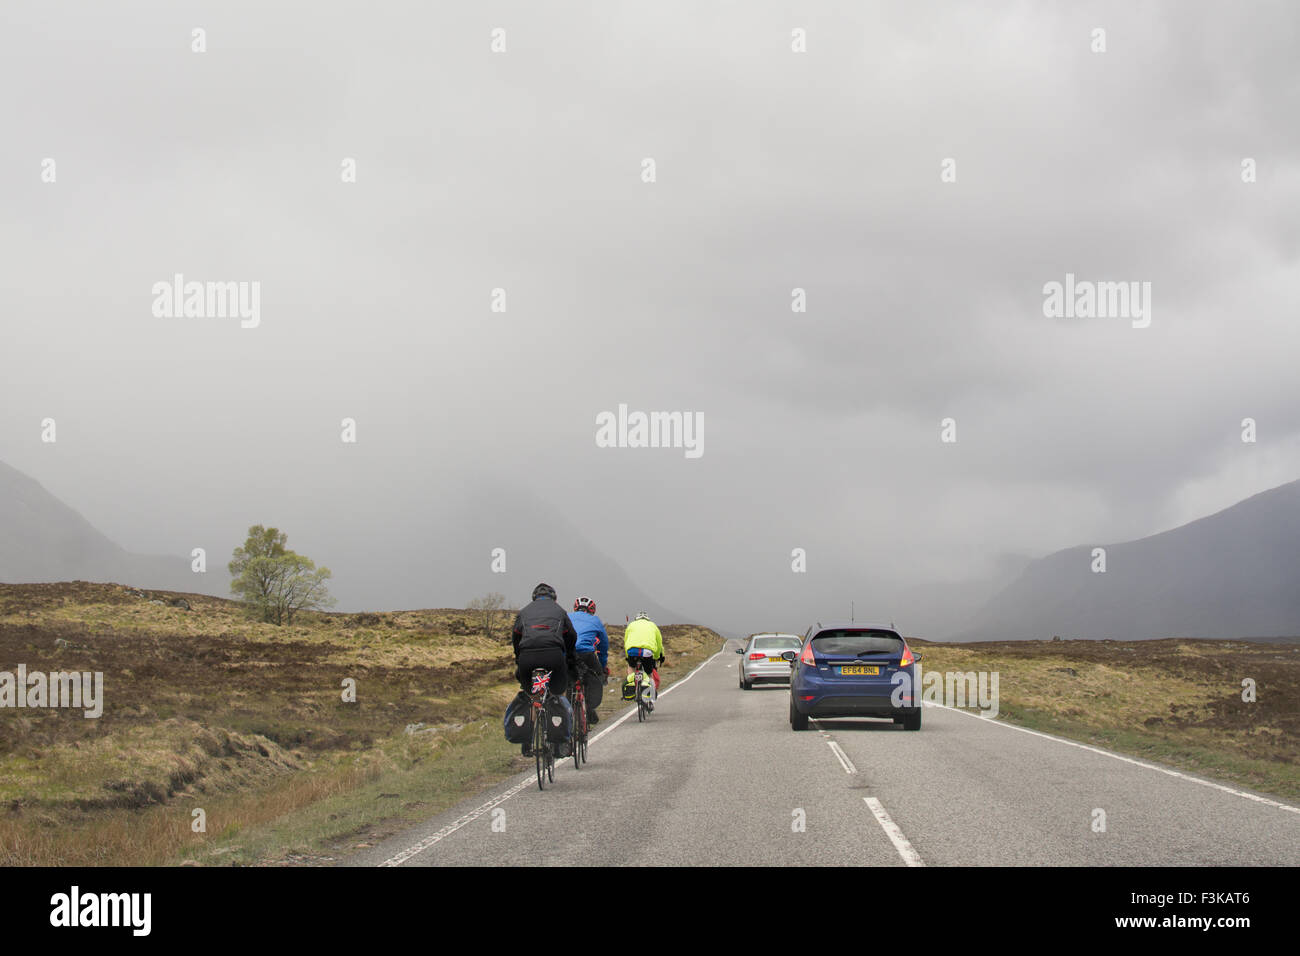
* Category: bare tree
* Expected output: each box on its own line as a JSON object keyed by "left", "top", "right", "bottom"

{"left": 467, "top": 592, "right": 507, "bottom": 641}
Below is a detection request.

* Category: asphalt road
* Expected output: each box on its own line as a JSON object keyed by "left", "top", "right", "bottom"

{"left": 348, "top": 640, "right": 1300, "bottom": 866}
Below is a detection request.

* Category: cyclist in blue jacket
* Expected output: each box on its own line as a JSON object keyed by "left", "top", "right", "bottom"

{"left": 568, "top": 596, "right": 610, "bottom": 724}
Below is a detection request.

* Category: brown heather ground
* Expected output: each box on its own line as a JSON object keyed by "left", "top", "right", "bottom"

{"left": 912, "top": 636, "right": 1300, "bottom": 800}
{"left": 0, "top": 581, "right": 721, "bottom": 865}
{"left": 4, "top": 580, "right": 1293, "bottom": 864}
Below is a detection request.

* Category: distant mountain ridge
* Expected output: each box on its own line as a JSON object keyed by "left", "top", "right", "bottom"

{"left": 959, "top": 479, "right": 1300, "bottom": 641}
{"left": 0, "top": 461, "right": 685, "bottom": 622}
{"left": 318, "top": 477, "right": 686, "bottom": 621}
{"left": 0, "top": 460, "right": 212, "bottom": 594}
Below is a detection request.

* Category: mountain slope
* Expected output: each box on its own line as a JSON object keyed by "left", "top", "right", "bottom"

{"left": 321, "top": 478, "right": 685, "bottom": 621}
{"left": 0, "top": 460, "right": 209, "bottom": 592}
{"left": 0, "top": 461, "right": 684, "bottom": 621}
{"left": 960, "top": 479, "right": 1300, "bottom": 641}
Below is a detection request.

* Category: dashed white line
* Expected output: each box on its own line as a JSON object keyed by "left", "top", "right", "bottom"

{"left": 827, "top": 740, "right": 857, "bottom": 775}
{"left": 864, "top": 797, "right": 925, "bottom": 867}
{"left": 810, "top": 719, "right": 857, "bottom": 774}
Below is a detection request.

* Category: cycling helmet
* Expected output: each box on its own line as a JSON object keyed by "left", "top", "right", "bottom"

{"left": 574, "top": 596, "right": 596, "bottom": 614}
{"left": 634, "top": 611, "right": 650, "bottom": 620}
{"left": 532, "top": 582, "right": 557, "bottom": 601}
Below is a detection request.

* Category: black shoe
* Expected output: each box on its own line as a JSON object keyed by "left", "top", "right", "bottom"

{"left": 588, "top": 711, "right": 600, "bottom": 725}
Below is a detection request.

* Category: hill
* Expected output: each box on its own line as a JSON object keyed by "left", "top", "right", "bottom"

{"left": 961, "top": 480, "right": 1300, "bottom": 641}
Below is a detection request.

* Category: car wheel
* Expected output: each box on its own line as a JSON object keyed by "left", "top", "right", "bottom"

{"left": 790, "top": 695, "right": 809, "bottom": 731}
{"left": 902, "top": 709, "right": 921, "bottom": 731}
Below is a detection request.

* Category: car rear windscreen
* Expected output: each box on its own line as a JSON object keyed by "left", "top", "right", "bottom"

{"left": 753, "top": 636, "right": 802, "bottom": 650}
{"left": 810, "top": 630, "right": 903, "bottom": 656}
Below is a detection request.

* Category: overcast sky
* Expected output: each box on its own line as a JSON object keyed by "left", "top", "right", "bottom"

{"left": 2, "top": 1, "right": 1298, "bottom": 634}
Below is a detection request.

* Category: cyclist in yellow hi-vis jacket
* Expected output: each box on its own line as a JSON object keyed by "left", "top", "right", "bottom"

{"left": 623, "top": 612, "right": 665, "bottom": 709}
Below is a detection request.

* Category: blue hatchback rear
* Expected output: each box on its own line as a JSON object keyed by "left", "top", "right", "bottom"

{"left": 788, "top": 624, "right": 922, "bottom": 731}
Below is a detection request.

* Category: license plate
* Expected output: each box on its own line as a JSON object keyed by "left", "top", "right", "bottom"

{"left": 839, "top": 665, "right": 879, "bottom": 676}
{"left": 767, "top": 656, "right": 785, "bottom": 663}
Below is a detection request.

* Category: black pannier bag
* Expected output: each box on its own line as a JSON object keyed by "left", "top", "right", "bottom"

{"left": 544, "top": 694, "right": 573, "bottom": 743}
{"left": 503, "top": 691, "right": 531, "bottom": 743}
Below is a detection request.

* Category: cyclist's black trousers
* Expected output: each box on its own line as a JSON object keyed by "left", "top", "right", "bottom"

{"left": 573, "top": 650, "right": 603, "bottom": 715}
{"left": 515, "top": 648, "right": 570, "bottom": 695}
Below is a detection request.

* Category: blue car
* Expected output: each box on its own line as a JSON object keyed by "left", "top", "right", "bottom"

{"left": 786, "top": 623, "right": 922, "bottom": 731}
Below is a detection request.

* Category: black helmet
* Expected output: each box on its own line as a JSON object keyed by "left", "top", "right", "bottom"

{"left": 532, "top": 582, "right": 557, "bottom": 601}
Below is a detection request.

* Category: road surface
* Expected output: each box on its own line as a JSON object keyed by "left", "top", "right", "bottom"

{"left": 347, "top": 641, "right": 1300, "bottom": 866}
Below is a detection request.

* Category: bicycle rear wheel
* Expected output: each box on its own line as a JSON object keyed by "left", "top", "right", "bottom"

{"left": 572, "top": 688, "right": 584, "bottom": 769}
{"left": 579, "top": 688, "right": 588, "bottom": 764}
{"left": 533, "top": 703, "right": 546, "bottom": 791}
{"left": 636, "top": 674, "right": 646, "bottom": 722}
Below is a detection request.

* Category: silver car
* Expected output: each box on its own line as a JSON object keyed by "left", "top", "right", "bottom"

{"left": 736, "top": 633, "right": 802, "bottom": 689}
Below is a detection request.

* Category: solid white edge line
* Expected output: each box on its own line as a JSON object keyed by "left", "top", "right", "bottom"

{"left": 929, "top": 702, "right": 1300, "bottom": 815}
{"left": 377, "top": 642, "right": 730, "bottom": 866}
{"left": 863, "top": 797, "right": 925, "bottom": 867}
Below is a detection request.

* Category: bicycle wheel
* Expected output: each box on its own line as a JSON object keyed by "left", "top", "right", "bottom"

{"left": 572, "top": 687, "right": 584, "bottom": 769}
{"left": 533, "top": 703, "right": 546, "bottom": 791}
{"left": 580, "top": 687, "right": 589, "bottom": 764}
{"left": 636, "top": 674, "right": 646, "bottom": 722}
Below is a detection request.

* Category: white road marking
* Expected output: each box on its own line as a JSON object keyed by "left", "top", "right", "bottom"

{"left": 864, "top": 797, "right": 925, "bottom": 867}
{"left": 932, "top": 703, "right": 1300, "bottom": 815}
{"left": 809, "top": 719, "right": 857, "bottom": 774}
{"left": 377, "top": 645, "right": 729, "bottom": 866}
{"left": 827, "top": 740, "right": 857, "bottom": 774}
{"left": 378, "top": 779, "right": 533, "bottom": 867}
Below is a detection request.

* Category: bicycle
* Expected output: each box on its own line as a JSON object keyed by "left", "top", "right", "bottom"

{"left": 529, "top": 668, "right": 556, "bottom": 790}
{"left": 568, "top": 661, "right": 593, "bottom": 768}
{"left": 630, "top": 657, "right": 655, "bottom": 722}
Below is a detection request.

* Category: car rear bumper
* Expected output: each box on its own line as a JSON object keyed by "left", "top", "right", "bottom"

{"left": 791, "top": 665, "right": 919, "bottom": 717}
{"left": 743, "top": 661, "right": 794, "bottom": 682}
{"left": 797, "top": 695, "right": 919, "bottom": 718}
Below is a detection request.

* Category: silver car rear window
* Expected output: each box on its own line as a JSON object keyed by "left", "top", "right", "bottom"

{"left": 752, "top": 636, "right": 802, "bottom": 650}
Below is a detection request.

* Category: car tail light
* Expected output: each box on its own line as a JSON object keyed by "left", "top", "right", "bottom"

{"left": 799, "top": 642, "right": 815, "bottom": 665}
{"left": 748, "top": 652, "right": 766, "bottom": 660}
{"left": 899, "top": 644, "right": 915, "bottom": 667}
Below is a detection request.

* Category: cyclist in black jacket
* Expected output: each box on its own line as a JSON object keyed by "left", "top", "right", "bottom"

{"left": 511, "top": 582, "right": 579, "bottom": 697}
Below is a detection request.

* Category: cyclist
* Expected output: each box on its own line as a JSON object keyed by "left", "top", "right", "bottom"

{"left": 623, "top": 611, "right": 665, "bottom": 710}
{"left": 568, "top": 596, "right": 610, "bottom": 725}
{"left": 511, "top": 583, "right": 579, "bottom": 755}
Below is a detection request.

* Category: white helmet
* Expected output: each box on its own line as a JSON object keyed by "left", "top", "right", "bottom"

{"left": 635, "top": 611, "right": 650, "bottom": 620}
